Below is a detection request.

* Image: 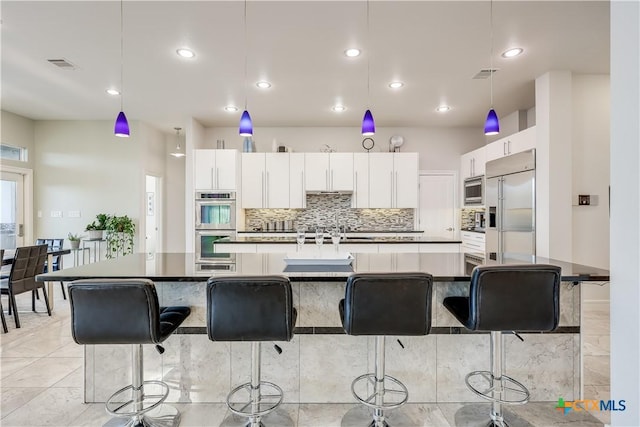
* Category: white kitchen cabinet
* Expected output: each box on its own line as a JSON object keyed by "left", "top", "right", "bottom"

{"left": 241, "top": 153, "right": 265, "bottom": 208}
{"left": 304, "top": 153, "right": 353, "bottom": 192}
{"left": 485, "top": 126, "right": 536, "bottom": 162}
{"left": 461, "top": 231, "right": 485, "bottom": 254}
{"left": 368, "top": 153, "right": 394, "bottom": 208}
{"left": 369, "top": 153, "right": 419, "bottom": 208}
{"left": 242, "top": 153, "right": 291, "bottom": 208}
{"left": 460, "top": 147, "right": 486, "bottom": 180}
{"left": 194, "top": 149, "right": 238, "bottom": 190}
{"left": 353, "top": 153, "right": 369, "bottom": 208}
{"left": 265, "top": 154, "right": 290, "bottom": 208}
{"left": 394, "top": 153, "right": 419, "bottom": 208}
{"left": 289, "top": 153, "right": 306, "bottom": 208}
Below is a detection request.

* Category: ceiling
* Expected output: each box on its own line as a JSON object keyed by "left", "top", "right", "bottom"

{"left": 1, "top": 1, "right": 610, "bottom": 133}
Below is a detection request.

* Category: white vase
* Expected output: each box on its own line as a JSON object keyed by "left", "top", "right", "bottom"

{"left": 88, "top": 230, "right": 103, "bottom": 240}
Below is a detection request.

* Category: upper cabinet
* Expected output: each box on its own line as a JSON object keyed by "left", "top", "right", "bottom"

{"left": 194, "top": 149, "right": 238, "bottom": 190}
{"left": 485, "top": 126, "right": 537, "bottom": 163}
{"left": 241, "top": 153, "right": 291, "bottom": 209}
{"left": 460, "top": 147, "right": 486, "bottom": 180}
{"left": 353, "top": 153, "right": 369, "bottom": 208}
{"left": 304, "top": 153, "right": 354, "bottom": 192}
{"left": 289, "top": 153, "right": 305, "bottom": 208}
{"left": 369, "top": 153, "right": 418, "bottom": 208}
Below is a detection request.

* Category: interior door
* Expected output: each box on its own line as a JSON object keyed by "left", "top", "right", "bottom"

{"left": 0, "top": 171, "right": 25, "bottom": 249}
{"left": 418, "top": 173, "right": 455, "bottom": 239}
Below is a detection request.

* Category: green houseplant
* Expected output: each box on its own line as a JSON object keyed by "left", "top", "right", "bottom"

{"left": 105, "top": 215, "right": 136, "bottom": 259}
{"left": 67, "top": 232, "right": 83, "bottom": 250}
{"left": 85, "top": 213, "right": 108, "bottom": 240}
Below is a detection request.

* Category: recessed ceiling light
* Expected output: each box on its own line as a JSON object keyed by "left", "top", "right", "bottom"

{"left": 332, "top": 105, "right": 346, "bottom": 112}
{"left": 436, "top": 105, "right": 451, "bottom": 113}
{"left": 224, "top": 106, "right": 239, "bottom": 112}
{"left": 176, "top": 48, "right": 195, "bottom": 58}
{"left": 388, "top": 81, "right": 404, "bottom": 89}
{"left": 256, "top": 81, "right": 271, "bottom": 89}
{"left": 501, "top": 47, "right": 523, "bottom": 58}
{"left": 105, "top": 88, "right": 120, "bottom": 96}
{"left": 344, "top": 48, "right": 361, "bottom": 57}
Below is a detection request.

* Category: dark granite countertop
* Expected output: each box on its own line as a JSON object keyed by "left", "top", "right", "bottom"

{"left": 218, "top": 236, "right": 460, "bottom": 244}
{"left": 37, "top": 252, "right": 610, "bottom": 283}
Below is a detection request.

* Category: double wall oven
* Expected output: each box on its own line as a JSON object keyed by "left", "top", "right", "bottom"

{"left": 195, "top": 191, "right": 237, "bottom": 270}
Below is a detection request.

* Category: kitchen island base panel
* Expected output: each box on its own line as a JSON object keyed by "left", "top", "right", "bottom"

{"left": 85, "top": 333, "right": 580, "bottom": 405}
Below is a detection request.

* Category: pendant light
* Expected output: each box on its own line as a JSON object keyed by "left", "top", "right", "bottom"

{"left": 114, "top": 0, "right": 130, "bottom": 137}
{"left": 170, "top": 127, "right": 185, "bottom": 158}
{"left": 484, "top": 0, "right": 499, "bottom": 136}
{"left": 361, "top": 0, "right": 375, "bottom": 136}
{"left": 239, "top": 0, "right": 253, "bottom": 137}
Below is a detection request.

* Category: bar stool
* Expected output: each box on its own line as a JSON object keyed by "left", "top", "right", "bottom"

{"left": 443, "top": 264, "right": 561, "bottom": 427}
{"left": 68, "top": 279, "right": 190, "bottom": 427}
{"left": 207, "top": 276, "right": 296, "bottom": 427}
{"left": 339, "top": 272, "right": 433, "bottom": 427}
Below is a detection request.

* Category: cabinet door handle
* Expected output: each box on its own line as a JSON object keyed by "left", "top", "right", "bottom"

{"left": 503, "top": 142, "right": 507, "bottom": 156}
{"left": 390, "top": 171, "right": 394, "bottom": 206}
{"left": 261, "top": 171, "right": 265, "bottom": 207}
{"left": 354, "top": 171, "right": 358, "bottom": 208}
{"left": 508, "top": 140, "right": 512, "bottom": 154}
{"left": 325, "top": 170, "right": 329, "bottom": 190}
{"left": 211, "top": 168, "right": 215, "bottom": 188}
{"left": 301, "top": 171, "right": 305, "bottom": 208}
{"left": 266, "top": 172, "right": 269, "bottom": 207}
{"left": 395, "top": 171, "right": 399, "bottom": 207}
{"left": 216, "top": 168, "right": 220, "bottom": 188}
{"left": 331, "top": 170, "right": 334, "bottom": 190}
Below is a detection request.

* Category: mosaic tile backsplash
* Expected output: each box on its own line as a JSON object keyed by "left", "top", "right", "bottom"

{"left": 460, "top": 208, "right": 485, "bottom": 230}
{"left": 244, "top": 194, "right": 414, "bottom": 231}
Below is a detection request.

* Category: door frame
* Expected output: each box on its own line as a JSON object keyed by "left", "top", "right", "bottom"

{"left": 1, "top": 164, "right": 33, "bottom": 246}
{"left": 417, "top": 170, "right": 459, "bottom": 237}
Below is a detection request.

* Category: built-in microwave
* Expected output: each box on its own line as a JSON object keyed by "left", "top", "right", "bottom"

{"left": 464, "top": 176, "right": 484, "bottom": 205}
{"left": 195, "top": 191, "right": 236, "bottom": 230}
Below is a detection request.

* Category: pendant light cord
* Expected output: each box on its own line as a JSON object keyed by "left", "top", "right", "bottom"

{"left": 489, "top": 0, "right": 494, "bottom": 107}
{"left": 366, "top": 0, "right": 370, "bottom": 108}
{"left": 243, "top": 0, "right": 248, "bottom": 110}
{"left": 120, "top": 0, "right": 124, "bottom": 112}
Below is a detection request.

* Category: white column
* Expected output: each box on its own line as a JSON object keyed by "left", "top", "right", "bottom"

{"left": 535, "top": 71, "right": 573, "bottom": 261}
{"left": 610, "top": 1, "right": 640, "bottom": 425}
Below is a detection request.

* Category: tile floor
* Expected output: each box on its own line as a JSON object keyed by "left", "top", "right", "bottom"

{"left": 1, "top": 289, "right": 610, "bottom": 426}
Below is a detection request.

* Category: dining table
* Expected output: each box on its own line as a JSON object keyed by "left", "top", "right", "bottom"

{"left": 2, "top": 247, "right": 71, "bottom": 310}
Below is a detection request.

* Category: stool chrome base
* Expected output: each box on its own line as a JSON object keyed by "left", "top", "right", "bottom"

{"left": 103, "top": 404, "right": 180, "bottom": 427}
{"left": 465, "top": 371, "right": 530, "bottom": 405}
{"left": 340, "top": 405, "right": 415, "bottom": 427}
{"left": 221, "top": 407, "right": 294, "bottom": 427}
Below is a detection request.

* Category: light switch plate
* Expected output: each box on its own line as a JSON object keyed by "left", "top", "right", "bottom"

{"left": 50, "top": 210, "right": 63, "bottom": 218}
{"left": 68, "top": 210, "right": 81, "bottom": 218}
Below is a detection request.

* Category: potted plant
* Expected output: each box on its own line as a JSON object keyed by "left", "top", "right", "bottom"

{"left": 85, "top": 213, "right": 108, "bottom": 240}
{"left": 67, "top": 232, "right": 83, "bottom": 249}
{"left": 105, "top": 215, "right": 136, "bottom": 259}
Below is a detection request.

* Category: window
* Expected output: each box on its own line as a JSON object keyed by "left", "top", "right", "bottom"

{"left": 0, "top": 144, "right": 28, "bottom": 162}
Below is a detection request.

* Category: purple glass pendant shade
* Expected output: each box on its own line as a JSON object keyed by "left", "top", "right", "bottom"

{"left": 362, "top": 109, "right": 375, "bottom": 136}
{"left": 114, "top": 111, "right": 130, "bottom": 137}
{"left": 484, "top": 108, "right": 500, "bottom": 136}
{"left": 239, "top": 110, "right": 253, "bottom": 137}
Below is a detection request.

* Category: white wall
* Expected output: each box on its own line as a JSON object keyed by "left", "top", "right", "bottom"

{"left": 203, "top": 126, "right": 483, "bottom": 172}
{"left": 165, "top": 133, "right": 186, "bottom": 252}
{"left": 610, "top": 1, "right": 640, "bottom": 424}
{"left": 32, "top": 120, "right": 149, "bottom": 259}
{"left": 1, "top": 110, "right": 35, "bottom": 170}
{"left": 572, "top": 75, "right": 610, "bottom": 301}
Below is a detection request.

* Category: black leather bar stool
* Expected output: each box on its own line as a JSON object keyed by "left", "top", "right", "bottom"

{"left": 443, "top": 264, "right": 561, "bottom": 427}
{"left": 68, "top": 279, "right": 190, "bottom": 427}
{"left": 207, "top": 276, "right": 296, "bottom": 427}
{"left": 339, "top": 272, "right": 433, "bottom": 427}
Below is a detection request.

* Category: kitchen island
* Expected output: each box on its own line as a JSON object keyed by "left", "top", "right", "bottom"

{"left": 37, "top": 252, "right": 608, "bottom": 405}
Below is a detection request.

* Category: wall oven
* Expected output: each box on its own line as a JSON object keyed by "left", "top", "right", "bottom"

{"left": 195, "top": 191, "right": 236, "bottom": 230}
{"left": 464, "top": 176, "right": 484, "bottom": 205}
{"left": 195, "top": 230, "right": 236, "bottom": 264}
{"left": 464, "top": 253, "right": 485, "bottom": 276}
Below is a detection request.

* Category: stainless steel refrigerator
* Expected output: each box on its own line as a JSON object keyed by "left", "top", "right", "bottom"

{"left": 485, "top": 149, "right": 535, "bottom": 261}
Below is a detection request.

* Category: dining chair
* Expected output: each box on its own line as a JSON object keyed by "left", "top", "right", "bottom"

{"left": 0, "top": 244, "right": 51, "bottom": 328}
{"left": 35, "top": 238, "right": 66, "bottom": 299}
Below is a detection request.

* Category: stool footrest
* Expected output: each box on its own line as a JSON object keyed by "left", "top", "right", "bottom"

{"left": 226, "top": 381, "right": 283, "bottom": 418}
{"left": 465, "top": 370, "right": 530, "bottom": 405}
{"left": 105, "top": 380, "right": 170, "bottom": 417}
{"left": 351, "top": 373, "right": 409, "bottom": 411}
